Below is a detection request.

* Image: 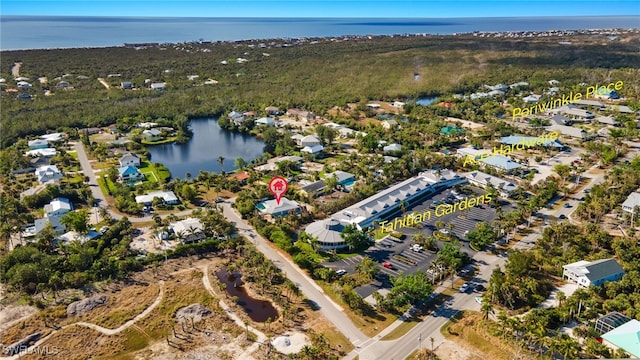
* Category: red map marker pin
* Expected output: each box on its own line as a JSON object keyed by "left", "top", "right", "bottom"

{"left": 268, "top": 176, "right": 288, "bottom": 205}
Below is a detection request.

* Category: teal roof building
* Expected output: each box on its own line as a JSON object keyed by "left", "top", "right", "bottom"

{"left": 602, "top": 319, "right": 640, "bottom": 358}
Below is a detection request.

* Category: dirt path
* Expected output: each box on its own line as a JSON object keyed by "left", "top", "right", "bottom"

{"left": 5, "top": 282, "right": 164, "bottom": 360}
{"left": 11, "top": 62, "right": 21, "bottom": 78}
{"left": 97, "top": 78, "right": 110, "bottom": 89}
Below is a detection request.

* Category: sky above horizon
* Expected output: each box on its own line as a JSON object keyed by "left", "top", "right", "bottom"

{"left": 2, "top": 0, "right": 639, "bottom": 18}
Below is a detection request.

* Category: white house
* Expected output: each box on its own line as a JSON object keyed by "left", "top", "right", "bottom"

{"left": 622, "top": 192, "right": 640, "bottom": 215}
{"left": 228, "top": 111, "right": 246, "bottom": 125}
{"left": 119, "top": 153, "right": 141, "bottom": 168}
{"left": 383, "top": 143, "right": 402, "bottom": 153}
{"left": 35, "top": 165, "right": 63, "bottom": 183}
{"left": 17, "top": 81, "right": 32, "bottom": 89}
{"left": 301, "top": 144, "right": 324, "bottom": 155}
{"left": 28, "top": 139, "right": 49, "bottom": 149}
{"left": 257, "top": 197, "right": 301, "bottom": 218}
{"left": 171, "top": 218, "right": 206, "bottom": 243}
{"left": 44, "top": 198, "right": 73, "bottom": 218}
{"left": 142, "top": 128, "right": 162, "bottom": 141}
{"left": 150, "top": 82, "right": 166, "bottom": 91}
{"left": 135, "top": 190, "right": 179, "bottom": 205}
{"left": 300, "top": 135, "right": 321, "bottom": 148}
{"left": 562, "top": 258, "right": 625, "bottom": 288}
{"left": 466, "top": 171, "right": 517, "bottom": 198}
{"left": 255, "top": 117, "right": 275, "bottom": 126}
{"left": 392, "top": 101, "right": 406, "bottom": 108}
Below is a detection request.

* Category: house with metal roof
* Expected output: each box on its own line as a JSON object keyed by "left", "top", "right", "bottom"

{"left": 547, "top": 124, "right": 592, "bottom": 139}
{"left": 383, "top": 143, "right": 402, "bottom": 153}
{"left": 44, "top": 198, "right": 73, "bottom": 218}
{"left": 135, "top": 190, "right": 179, "bottom": 205}
{"left": 465, "top": 171, "right": 517, "bottom": 198}
{"left": 118, "top": 166, "right": 144, "bottom": 182}
{"left": 255, "top": 117, "right": 275, "bottom": 126}
{"left": 35, "top": 165, "right": 63, "bottom": 183}
{"left": 300, "top": 180, "right": 326, "bottom": 198}
{"left": 607, "top": 105, "right": 635, "bottom": 114}
{"left": 622, "top": 192, "right": 640, "bottom": 215}
{"left": 301, "top": 144, "right": 324, "bottom": 155}
{"left": 28, "top": 139, "right": 49, "bottom": 149}
{"left": 562, "top": 258, "right": 625, "bottom": 288}
{"left": 500, "top": 135, "right": 564, "bottom": 149}
{"left": 300, "top": 135, "right": 321, "bottom": 148}
{"left": 119, "top": 153, "right": 141, "bottom": 168}
{"left": 480, "top": 154, "right": 523, "bottom": 172}
{"left": 142, "top": 128, "right": 162, "bottom": 141}
{"left": 257, "top": 197, "right": 301, "bottom": 218}
{"left": 171, "top": 218, "right": 205, "bottom": 243}
{"left": 324, "top": 171, "right": 355, "bottom": 186}
{"left": 601, "top": 319, "right": 640, "bottom": 358}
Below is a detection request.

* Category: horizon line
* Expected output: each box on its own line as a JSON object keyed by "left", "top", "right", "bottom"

{"left": 2, "top": 14, "right": 640, "bottom": 19}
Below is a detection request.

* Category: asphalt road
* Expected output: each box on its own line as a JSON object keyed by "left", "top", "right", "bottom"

{"left": 74, "top": 141, "right": 194, "bottom": 223}
{"left": 218, "top": 199, "right": 370, "bottom": 347}
{"left": 344, "top": 250, "right": 504, "bottom": 360}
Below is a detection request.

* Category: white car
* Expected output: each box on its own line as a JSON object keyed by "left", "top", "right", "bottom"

{"left": 459, "top": 283, "right": 470, "bottom": 293}
{"left": 475, "top": 296, "right": 483, "bottom": 304}
{"left": 411, "top": 244, "right": 423, "bottom": 252}
{"left": 335, "top": 269, "right": 347, "bottom": 276}
{"left": 440, "top": 229, "right": 450, "bottom": 234}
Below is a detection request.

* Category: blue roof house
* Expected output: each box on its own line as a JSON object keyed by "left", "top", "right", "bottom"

{"left": 118, "top": 166, "right": 144, "bottom": 182}
{"left": 480, "top": 155, "right": 522, "bottom": 172}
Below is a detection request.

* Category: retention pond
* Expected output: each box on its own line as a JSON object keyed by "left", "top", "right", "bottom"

{"left": 215, "top": 268, "right": 278, "bottom": 322}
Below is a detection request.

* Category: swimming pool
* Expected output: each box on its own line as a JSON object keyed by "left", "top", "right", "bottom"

{"left": 342, "top": 179, "right": 356, "bottom": 187}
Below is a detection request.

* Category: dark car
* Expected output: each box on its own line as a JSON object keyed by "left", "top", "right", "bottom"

{"left": 474, "top": 284, "right": 486, "bottom": 292}
{"left": 559, "top": 214, "right": 567, "bottom": 220}
{"left": 215, "top": 197, "right": 224, "bottom": 203}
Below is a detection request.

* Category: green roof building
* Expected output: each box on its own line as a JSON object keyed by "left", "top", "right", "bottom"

{"left": 440, "top": 126, "right": 464, "bottom": 135}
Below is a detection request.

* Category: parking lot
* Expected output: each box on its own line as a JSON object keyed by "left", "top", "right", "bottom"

{"left": 323, "top": 185, "right": 516, "bottom": 299}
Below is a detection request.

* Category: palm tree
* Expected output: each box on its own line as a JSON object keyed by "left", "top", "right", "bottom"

{"left": 556, "top": 291, "right": 566, "bottom": 307}
{"left": 217, "top": 156, "right": 225, "bottom": 173}
{"left": 481, "top": 297, "right": 494, "bottom": 324}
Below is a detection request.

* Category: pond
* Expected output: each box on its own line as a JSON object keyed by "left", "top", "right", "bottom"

{"left": 215, "top": 268, "right": 279, "bottom": 323}
{"left": 415, "top": 97, "right": 438, "bottom": 106}
{"left": 147, "top": 118, "right": 265, "bottom": 179}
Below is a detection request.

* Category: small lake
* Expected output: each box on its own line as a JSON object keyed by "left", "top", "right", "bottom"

{"left": 147, "top": 118, "right": 265, "bottom": 179}
{"left": 216, "top": 268, "right": 278, "bottom": 323}
{"left": 415, "top": 97, "right": 438, "bottom": 106}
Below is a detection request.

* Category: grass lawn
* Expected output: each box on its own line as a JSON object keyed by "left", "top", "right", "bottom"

{"left": 139, "top": 161, "right": 171, "bottom": 184}
{"left": 380, "top": 317, "right": 420, "bottom": 341}
{"left": 141, "top": 136, "right": 177, "bottom": 145}
{"left": 441, "top": 311, "right": 516, "bottom": 360}
{"left": 97, "top": 177, "right": 112, "bottom": 196}
{"left": 94, "top": 159, "right": 118, "bottom": 170}
{"left": 68, "top": 151, "right": 78, "bottom": 159}
{"left": 321, "top": 283, "right": 397, "bottom": 337}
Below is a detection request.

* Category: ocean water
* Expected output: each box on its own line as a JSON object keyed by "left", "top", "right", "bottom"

{"left": 1, "top": 15, "right": 639, "bottom": 51}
